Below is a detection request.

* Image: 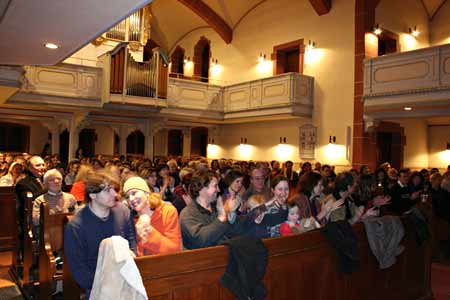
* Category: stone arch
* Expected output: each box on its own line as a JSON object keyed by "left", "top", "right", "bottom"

{"left": 127, "top": 130, "right": 145, "bottom": 155}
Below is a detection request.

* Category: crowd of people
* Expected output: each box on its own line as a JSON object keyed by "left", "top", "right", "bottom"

{"left": 1, "top": 151, "right": 449, "bottom": 298}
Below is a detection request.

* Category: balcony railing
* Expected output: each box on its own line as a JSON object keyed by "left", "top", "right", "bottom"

{"left": 166, "top": 72, "right": 314, "bottom": 119}
{"left": 363, "top": 44, "right": 450, "bottom": 115}
{"left": 7, "top": 63, "right": 103, "bottom": 108}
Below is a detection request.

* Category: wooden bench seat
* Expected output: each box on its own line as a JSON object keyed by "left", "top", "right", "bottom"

{"left": 63, "top": 212, "right": 433, "bottom": 300}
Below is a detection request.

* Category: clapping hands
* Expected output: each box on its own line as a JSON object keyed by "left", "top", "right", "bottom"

{"left": 136, "top": 214, "right": 152, "bottom": 242}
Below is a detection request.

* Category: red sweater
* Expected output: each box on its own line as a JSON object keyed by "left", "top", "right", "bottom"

{"left": 137, "top": 202, "right": 182, "bottom": 256}
{"left": 70, "top": 181, "right": 85, "bottom": 202}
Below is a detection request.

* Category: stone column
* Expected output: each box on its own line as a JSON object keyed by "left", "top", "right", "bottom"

{"left": 119, "top": 126, "right": 128, "bottom": 156}
{"left": 182, "top": 128, "right": 191, "bottom": 158}
{"left": 144, "top": 121, "right": 155, "bottom": 159}
{"left": 51, "top": 122, "right": 60, "bottom": 155}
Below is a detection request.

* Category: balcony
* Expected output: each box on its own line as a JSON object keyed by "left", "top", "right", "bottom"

{"left": 163, "top": 72, "right": 314, "bottom": 122}
{"left": 363, "top": 43, "right": 450, "bottom": 119}
{"left": 7, "top": 63, "right": 103, "bottom": 108}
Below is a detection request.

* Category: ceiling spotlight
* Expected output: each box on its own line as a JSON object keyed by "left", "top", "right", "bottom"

{"left": 44, "top": 43, "right": 59, "bottom": 49}
{"left": 404, "top": 107, "right": 412, "bottom": 111}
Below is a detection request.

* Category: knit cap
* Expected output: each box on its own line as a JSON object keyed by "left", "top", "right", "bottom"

{"left": 123, "top": 176, "right": 150, "bottom": 194}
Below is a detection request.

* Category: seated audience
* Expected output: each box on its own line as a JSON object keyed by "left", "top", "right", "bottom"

{"left": 0, "top": 161, "right": 24, "bottom": 186}
{"left": 123, "top": 176, "right": 181, "bottom": 256}
{"left": 388, "top": 168, "right": 419, "bottom": 214}
{"left": 64, "top": 160, "right": 80, "bottom": 186}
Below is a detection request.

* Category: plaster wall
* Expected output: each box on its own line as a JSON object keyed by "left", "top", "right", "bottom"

{"left": 428, "top": 125, "right": 450, "bottom": 171}
{"left": 173, "top": 0, "right": 355, "bottom": 167}
{"left": 375, "top": 0, "right": 430, "bottom": 52}
{"left": 429, "top": 1, "right": 450, "bottom": 45}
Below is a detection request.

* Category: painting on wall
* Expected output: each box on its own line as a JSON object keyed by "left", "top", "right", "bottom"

{"left": 299, "top": 124, "right": 316, "bottom": 159}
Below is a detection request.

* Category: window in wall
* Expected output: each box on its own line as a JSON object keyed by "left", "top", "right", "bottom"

{"left": 191, "top": 127, "right": 208, "bottom": 157}
{"left": 127, "top": 130, "right": 145, "bottom": 155}
{"left": 168, "top": 129, "right": 183, "bottom": 156}
{"left": 272, "top": 39, "right": 305, "bottom": 75}
{"left": 378, "top": 29, "right": 399, "bottom": 56}
{"left": 193, "top": 37, "right": 211, "bottom": 83}
{"left": 170, "top": 46, "right": 185, "bottom": 77}
{"left": 0, "top": 122, "right": 30, "bottom": 153}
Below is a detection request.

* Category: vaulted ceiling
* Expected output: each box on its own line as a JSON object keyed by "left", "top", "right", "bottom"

{"left": 421, "top": 0, "right": 447, "bottom": 19}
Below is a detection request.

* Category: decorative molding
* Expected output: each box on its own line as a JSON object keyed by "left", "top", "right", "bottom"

{"left": 177, "top": 0, "right": 232, "bottom": 44}
{"left": 308, "top": 0, "right": 331, "bottom": 16}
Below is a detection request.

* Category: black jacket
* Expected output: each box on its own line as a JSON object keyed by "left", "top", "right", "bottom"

{"left": 220, "top": 235, "right": 268, "bottom": 300}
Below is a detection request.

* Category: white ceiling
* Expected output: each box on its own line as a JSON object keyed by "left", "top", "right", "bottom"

{"left": 0, "top": 0, "right": 152, "bottom": 66}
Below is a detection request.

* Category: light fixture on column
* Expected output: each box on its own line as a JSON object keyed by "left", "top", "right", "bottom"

{"left": 279, "top": 137, "right": 287, "bottom": 144}
{"left": 183, "top": 56, "right": 191, "bottom": 64}
{"left": 329, "top": 135, "right": 336, "bottom": 144}
{"left": 373, "top": 24, "right": 382, "bottom": 35}
{"left": 240, "top": 137, "right": 248, "bottom": 145}
{"left": 211, "top": 58, "right": 218, "bottom": 66}
{"left": 409, "top": 26, "right": 420, "bottom": 37}
{"left": 208, "top": 138, "right": 215, "bottom": 145}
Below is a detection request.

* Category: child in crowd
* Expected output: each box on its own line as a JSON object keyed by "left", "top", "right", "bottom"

{"left": 280, "top": 205, "right": 320, "bottom": 236}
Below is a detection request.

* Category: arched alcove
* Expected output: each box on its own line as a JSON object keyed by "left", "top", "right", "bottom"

{"left": 59, "top": 129, "right": 69, "bottom": 163}
{"left": 168, "top": 129, "right": 183, "bottom": 156}
{"left": 0, "top": 122, "right": 30, "bottom": 152}
{"left": 78, "top": 128, "right": 96, "bottom": 157}
{"left": 193, "top": 37, "right": 211, "bottom": 83}
{"left": 191, "top": 127, "right": 208, "bottom": 157}
{"left": 127, "top": 130, "right": 145, "bottom": 155}
{"left": 170, "top": 46, "right": 185, "bottom": 77}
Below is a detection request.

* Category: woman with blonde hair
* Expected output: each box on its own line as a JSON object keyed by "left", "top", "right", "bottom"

{"left": 123, "top": 176, "right": 181, "bottom": 256}
{"left": 0, "top": 162, "right": 25, "bottom": 186}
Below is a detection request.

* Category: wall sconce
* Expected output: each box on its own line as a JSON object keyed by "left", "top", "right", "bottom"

{"left": 258, "top": 52, "right": 266, "bottom": 63}
{"left": 183, "top": 56, "right": 191, "bottom": 64}
{"left": 240, "top": 137, "right": 248, "bottom": 144}
{"left": 208, "top": 138, "right": 215, "bottom": 145}
{"left": 211, "top": 58, "right": 218, "bottom": 66}
{"left": 306, "top": 40, "right": 316, "bottom": 51}
{"left": 329, "top": 135, "right": 336, "bottom": 144}
{"left": 373, "top": 24, "right": 382, "bottom": 35}
{"left": 279, "top": 137, "right": 287, "bottom": 144}
{"left": 409, "top": 26, "right": 420, "bottom": 37}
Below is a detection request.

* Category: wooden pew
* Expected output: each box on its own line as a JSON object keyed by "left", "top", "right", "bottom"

{"left": 0, "top": 186, "right": 17, "bottom": 251}
{"left": 38, "top": 202, "right": 73, "bottom": 299}
{"left": 63, "top": 214, "right": 433, "bottom": 300}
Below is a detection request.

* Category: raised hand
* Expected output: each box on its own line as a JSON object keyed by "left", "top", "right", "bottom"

{"left": 136, "top": 214, "right": 151, "bottom": 242}
{"left": 372, "top": 195, "right": 391, "bottom": 207}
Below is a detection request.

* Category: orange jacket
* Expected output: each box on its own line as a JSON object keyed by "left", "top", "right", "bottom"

{"left": 137, "top": 202, "right": 182, "bottom": 256}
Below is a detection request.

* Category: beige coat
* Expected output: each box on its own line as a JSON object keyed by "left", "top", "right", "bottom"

{"left": 90, "top": 236, "right": 148, "bottom": 300}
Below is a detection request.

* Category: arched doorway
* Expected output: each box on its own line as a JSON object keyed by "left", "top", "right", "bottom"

{"left": 168, "top": 129, "right": 183, "bottom": 156}
{"left": 170, "top": 46, "right": 185, "bottom": 77}
{"left": 0, "top": 122, "right": 30, "bottom": 152}
{"left": 191, "top": 127, "right": 208, "bottom": 157}
{"left": 59, "top": 129, "right": 69, "bottom": 163}
{"left": 127, "top": 130, "right": 145, "bottom": 155}
{"left": 78, "top": 128, "right": 96, "bottom": 158}
{"left": 114, "top": 133, "right": 120, "bottom": 155}
{"left": 193, "top": 37, "right": 210, "bottom": 83}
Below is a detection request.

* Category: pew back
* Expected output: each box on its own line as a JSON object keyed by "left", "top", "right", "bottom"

{"left": 0, "top": 186, "right": 17, "bottom": 251}
{"left": 64, "top": 215, "right": 433, "bottom": 300}
{"left": 38, "top": 202, "right": 73, "bottom": 299}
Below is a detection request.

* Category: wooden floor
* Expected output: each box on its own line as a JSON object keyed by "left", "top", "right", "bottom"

{"left": 0, "top": 252, "right": 22, "bottom": 300}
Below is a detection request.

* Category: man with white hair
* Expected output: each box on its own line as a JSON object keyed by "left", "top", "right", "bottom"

{"left": 32, "top": 169, "right": 76, "bottom": 225}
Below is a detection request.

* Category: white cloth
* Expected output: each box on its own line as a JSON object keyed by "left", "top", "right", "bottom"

{"left": 90, "top": 236, "right": 148, "bottom": 300}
